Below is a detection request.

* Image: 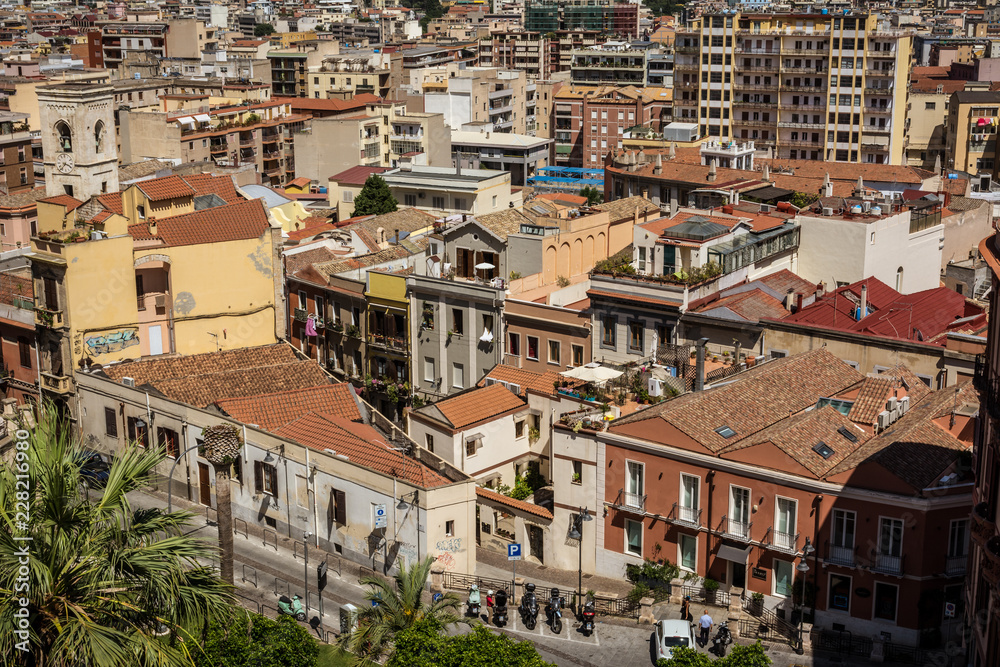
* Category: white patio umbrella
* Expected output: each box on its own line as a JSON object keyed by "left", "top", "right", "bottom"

{"left": 474, "top": 262, "right": 495, "bottom": 270}
{"left": 559, "top": 362, "right": 623, "bottom": 385}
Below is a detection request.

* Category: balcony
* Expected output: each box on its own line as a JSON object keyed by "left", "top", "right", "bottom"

{"left": 763, "top": 526, "right": 798, "bottom": 554}
{"left": 945, "top": 554, "right": 967, "bottom": 576}
{"left": 675, "top": 45, "right": 700, "bottom": 54}
{"left": 864, "top": 106, "right": 893, "bottom": 115}
{"left": 40, "top": 372, "right": 71, "bottom": 395}
{"left": 974, "top": 356, "right": 1000, "bottom": 420}
{"left": 865, "top": 126, "right": 892, "bottom": 135}
{"left": 780, "top": 64, "right": 827, "bottom": 74}
{"left": 368, "top": 333, "right": 407, "bottom": 353}
{"left": 735, "top": 46, "right": 780, "bottom": 54}
{"left": 733, "top": 100, "right": 778, "bottom": 109}
{"left": 262, "top": 133, "right": 279, "bottom": 144}
{"left": 734, "top": 82, "right": 779, "bottom": 91}
{"left": 778, "top": 121, "right": 825, "bottom": 129}
{"left": 720, "top": 516, "right": 753, "bottom": 542}
{"left": 668, "top": 503, "right": 702, "bottom": 527}
{"left": 210, "top": 143, "right": 227, "bottom": 154}
{"left": 866, "top": 68, "right": 895, "bottom": 77}
{"left": 35, "top": 307, "right": 65, "bottom": 329}
{"left": 293, "top": 308, "right": 308, "bottom": 322}
{"left": 239, "top": 136, "right": 255, "bottom": 147}
{"left": 865, "top": 87, "right": 893, "bottom": 96}
{"left": 870, "top": 551, "right": 904, "bottom": 576}
{"left": 612, "top": 487, "right": 646, "bottom": 513}
{"left": 735, "top": 65, "right": 778, "bottom": 73}
{"left": 825, "top": 542, "right": 856, "bottom": 567}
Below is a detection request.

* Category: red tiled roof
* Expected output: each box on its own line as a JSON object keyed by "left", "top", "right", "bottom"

{"left": 214, "top": 383, "right": 363, "bottom": 431}
{"left": 183, "top": 173, "right": 243, "bottom": 204}
{"left": 135, "top": 175, "right": 197, "bottom": 202}
{"left": 329, "top": 165, "right": 390, "bottom": 186}
{"left": 277, "top": 412, "right": 450, "bottom": 488}
{"left": 286, "top": 177, "right": 312, "bottom": 189}
{"left": 429, "top": 383, "right": 525, "bottom": 430}
{"left": 286, "top": 246, "right": 337, "bottom": 275}
{"left": 128, "top": 199, "right": 270, "bottom": 247}
{"left": 478, "top": 364, "right": 577, "bottom": 398}
{"left": 846, "top": 376, "right": 894, "bottom": 426}
{"left": 39, "top": 194, "right": 83, "bottom": 211}
{"left": 97, "top": 191, "right": 123, "bottom": 215}
{"left": 476, "top": 486, "right": 553, "bottom": 520}
{"left": 275, "top": 94, "right": 382, "bottom": 112}
{"left": 697, "top": 289, "right": 789, "bottom": 322}
{"left": 755, "top": 270, "right": 819, "bottom": 298}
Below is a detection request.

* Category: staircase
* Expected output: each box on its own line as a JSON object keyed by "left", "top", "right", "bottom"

{"left": 975, "top": 274, "right": 992, "bottom": 300}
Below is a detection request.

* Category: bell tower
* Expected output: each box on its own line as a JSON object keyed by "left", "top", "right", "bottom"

{"left": 37, "top": 82, "right": 119, "bottom": 199}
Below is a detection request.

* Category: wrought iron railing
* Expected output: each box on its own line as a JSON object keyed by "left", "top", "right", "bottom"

{"left": 441, "top": 571, "right": 513, "bottom": 596}
{"left": 669, "top": 503, "right": 702, "bottom": 527}
{"left": 763, "top": 526, "right": 798, "bottom": 553}
{"left": 945, "top": 554, "right": 967, "bottom": 576}
{"left": 813, "top": 629, "right": 872, "bottom": 657}
{"left": 869, "top": 551, "right": 904, "bottom": 576}
{"left": 824, "top": 541, "right": 857, "bottom": 567}
{"left": 739, "top": 591, "right": 799, "bottom": 649}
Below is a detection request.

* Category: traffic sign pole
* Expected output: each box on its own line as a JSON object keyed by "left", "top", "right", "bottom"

{"left": 507, "top": 543, "right": 522, "bottom": 598}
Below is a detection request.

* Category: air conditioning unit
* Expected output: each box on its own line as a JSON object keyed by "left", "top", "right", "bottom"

{"left": 899, "top": 396, "right": 910, "bottom": 414}
{"left": 122, "top": 377, "right": 135, "bottom": 387}
{"left": 508, "top": 383, "right": 521, "bottom": 395}
{"left": 877, "top": 410, "right": 890, "bottom": 430}
{"left": 821, "top": 207, "right": 834, "bottom": 216}
{"left": 886, "top": 397, "right": 897, "bottom": 412}
{"left": 155, "top": 295, "right": 166, "bottom": 308}
{"left": 889, "top": 408, "right": 899, "bottom": 423}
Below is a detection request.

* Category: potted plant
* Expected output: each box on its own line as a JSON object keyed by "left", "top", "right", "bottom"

{"left": 749, "top": 591, "right": 764, "bottom": 616}
{"left": 704, "top": 578, "right": 719, "bottom": 604}
{"left": 572, "top": 471, "right": 581, "bottom": 484}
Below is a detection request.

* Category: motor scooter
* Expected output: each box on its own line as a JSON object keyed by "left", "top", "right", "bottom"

{"left": 467, "top": 584, "right": 481, "bottom": 617}
{"left": 710, "top": 621, "right": 732, "bottom": 657}
{"left": 580, "top": 597, "right": 595, "bottom": 636}
{"left": 545, "top": 588, "right": 563, "bottom": 634}
{"left": 277, "top": 594, "right": 306, "bottom": 621}
{"left": 519, "top": 582, "right": 539, "bottom": 630}
{"left": 493, "top": 589, "right": 509, "bottom": 627}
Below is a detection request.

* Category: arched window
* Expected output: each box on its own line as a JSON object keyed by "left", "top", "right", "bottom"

{"left": 895, "top": 267, "right": 904, "bottom": 292}
{"left": 55, "top": 121, "right": 72, "bottom": 152}
{"left": 94, "top": 120, "right": 104, "bottom": 153}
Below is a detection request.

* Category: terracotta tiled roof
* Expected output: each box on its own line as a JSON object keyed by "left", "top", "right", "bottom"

{"left": 277, "top": 412, "right": 450, "bottom": 488}
{"left": 696, "top": 289, "right": 789, "bottom": 322}
{"left": 128, "top": 199, "right": 270, "bottom": 247}
{"left": 329, "top": 165, "right": 390, "bottom": 186}
{"left": 183, "top": 173, "right": 243, "bottom": 204}
{"left": 39, "top": 194, "right": 83, "bottom": 211}
{"left": 478, "top": 364, "right": 573, "bottom": 398}
{"left": 100, "top": 344, "right": 329, "bottom": 407}
{"left": 876, "top": 365, "right": 934, "bottom": 405}
{"left": 847, "top": 376, "right": 894, "bottom": 426}
{"left": 136, "top": 174, "right": 197, "bottom": 202}
{"left": 315, "top": 237, "right": 429, "bottom": 277}
{"left": 476, "top": 486, "right": 553, "bottom": 520}
{"left": 594, "top": 195, "right": 660, "bottom": 221}
{"left": 214, "top": 384, "right": 363, "bottom": 431}
{"left": 118, "top": 159, "right": 170, "bottom": 182}
{"left": 475, "top": 209, "right": 531, "bottom": 241}
{"left": 97, "top": 191, "right": 123, "bottom": 215}
{"left": 421, "top": 383, "right": 525, "bottom": 430}
{"left": 755, "top": 270, "right": 819, "bottom": 298}
{"left": 286, "top": 246, "right": 337, "bottom": 275}
{"left": 287, "top": 177, "right": 311, "bottom": 189}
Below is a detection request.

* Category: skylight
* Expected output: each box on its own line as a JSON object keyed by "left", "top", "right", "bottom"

{"left": 813, "top": 441, "right": 835, "bottom": 459}
{"left": 815, "top": 397, "right": 855, "bottom": 416}
{"left": 714, "top": 425, "right": 737, "bottom": 438}
{"left": 837, "top": 426, "right": 859, "bottom": 443}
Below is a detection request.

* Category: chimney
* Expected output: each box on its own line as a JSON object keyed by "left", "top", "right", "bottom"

{"left": 669, "top": 142, "right": 676, "bottom": 159}
{"left": 394, "top": 228, "right": 399, "bottom": 245}
{"left": 654, "top": 153, "right": 662, "bottom": 175}
{"left": 762, "top": 162, "right": 770, "bottom": 183}
{"left": 822, "top": 172, "right": 833, "bottom": 198}
{"left": 695, "top": 337, "right": 709, "bottom": 391}
{"left": 456, "top": 160, "right": 461, "bottom": 176}
{"left": 707, "top": 159, "right": 717, "bottom": 183}
{"left": 148, "top": 217, "right": 157, "bottom": 236}
{"left": 854, "top": 175, "right": 865, "bottom": 197}
{"left": 733, "top": 340, "right": 742, "bottom": 366}
{"left": 795, "top": 292, "right": 803, "bottom": 312}
{"left": 859, "top": 283, "right": 868, "bottom": 319}
{"left": 785, "top": 288, "right": 796, "bottom": 311}
{"left": 934, "top": 153, "right": 942, "bottom": 175}
{"left": 815, "top": 282, "right": 825, "bottom": 299}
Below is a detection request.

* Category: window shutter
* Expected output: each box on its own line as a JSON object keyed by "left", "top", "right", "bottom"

{"left": 268, "top": 465, "right": 278, "bottom": 496}
{"left": 456, "top": 248, "right": 466, "bottom": 277}
{"left": 105, "top": 407, "right": 117, "bottom": 437}
{"left": 254, "top": 461, "right": 263, "bottom": 495}
{"left": 334, "top": 489, "right": 346, "bottom": 526}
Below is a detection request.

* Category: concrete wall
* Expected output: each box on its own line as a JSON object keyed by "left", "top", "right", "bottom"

{"left": 941, "top": 204, "right": 992, "bottom": 270}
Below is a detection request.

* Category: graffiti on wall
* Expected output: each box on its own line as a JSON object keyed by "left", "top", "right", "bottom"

{"left": 85, "top": 329, "right": 139, "bottom": 356}
{"left": 435, "top": 552, "right": 456, "bottom": 570}
{"left": 436, "top": 537, "right": 463, "bottom": 553}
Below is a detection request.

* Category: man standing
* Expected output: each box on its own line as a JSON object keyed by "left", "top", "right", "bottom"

{"left": 699, "top": 610, "right": 713, "bottom": 647}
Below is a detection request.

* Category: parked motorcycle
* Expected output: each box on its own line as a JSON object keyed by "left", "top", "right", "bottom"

{"left": 520, "top": 582, "right": 539, "bottom": 630}
{"left": 580, "top": 597, "right": 596, "bottom": 636}
{"left": 468, "top": 584, "right": 481, "bottom": 617}
{"left": 493, "top": 588, "right": 509, "bottom": 627}
{"left": 545, "top": 588, "right": 563, "bottom": 634}
{"left": 710, "top": 621, "right": 732, "bottom": 657}
{"left": 277, "top": 594, "right": 306, "bottom": 621}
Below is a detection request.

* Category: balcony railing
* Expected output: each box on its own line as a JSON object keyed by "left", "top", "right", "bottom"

{"left": 870, "top": 551, "right": 904, "bottom": 576}
{"left": 825, "top": 542, "right": 857, "bottom": 567}
{"left": 945, "top": 554, "right": 967, "bottom": 576}
{"left": 35, "top": 307, "right": 64, "bottom": 329}
{"left": 612, "top": 487, "right": 646, "bottom": 513}
{"left": 668, "top": 503, "right": 702, "bottom": 527}
{"left": 720, "top": 515, "right": 752, "bottom": 542}
{"left": 975, "top": 356, "right": 1000, "bottom": 420}
{"left": 763, "top": 526, "right": 799, "bottom": 553}
{"left": 40, "top": 372, "right": 71, "bottom": 395}
{"left": 368, "top": 334, "right": 407, "bottom": 353}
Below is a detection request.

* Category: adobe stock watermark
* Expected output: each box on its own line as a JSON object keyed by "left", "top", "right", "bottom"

{"left": 11, "top": 427, "right": 32, "bottom": 652}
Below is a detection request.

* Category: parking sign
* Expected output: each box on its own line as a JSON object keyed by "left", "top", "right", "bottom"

{"left": 374, "top": 503, "right": 387, "bottom": 529}
{"left": 508, "top": 543, "right": 522, "bottom": 561}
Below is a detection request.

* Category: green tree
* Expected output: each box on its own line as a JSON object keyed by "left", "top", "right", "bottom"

{"left": 643, "top": 0, "right": 680, "bottom": 18}
{"left": 655, "top": 641, "right": 772, "bottom": 667}
{"left": 195, "top": 612, "right": 320, "bottom": 667}
{"left": 0, "top": 406, "right": 234, "bottom": 666}
{"left": 352, "top": 174, "right": 399, "bottom": 217}
{"left": 788, "top": 191, "right": 819, "bottom": 209}
{"left": 388, "top": 620, "right": 554, "bottom": 667}
{"left": 339, "top": 557, "right": 464, "bottom": 666}
{"left": 254, "top": 23, "right": 275, "bottom": 37}
{"left": 418, "top": 0, "right": 445, "bottom": 33}
{"left": 579, "top": 185, "right": 604, "bottom": 206}
{"left": 656, "top": 647, "right": 712, "bottom": 667}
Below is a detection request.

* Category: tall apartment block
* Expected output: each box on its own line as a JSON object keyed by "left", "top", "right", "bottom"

{"left": 525, "top": 1, "right": 639, "bottom": 38}
{"left": 674, "top": 12, "right": 912, "bottom": 164}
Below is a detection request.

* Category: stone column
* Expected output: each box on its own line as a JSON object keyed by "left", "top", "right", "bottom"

{"left": 429, "top": 564, "right": 444, "bottom": 594}
{"left": 638, "top": 596, "right": 656, "bottom": 625}
{"left": 669, "top": 577, "right": 686, "bottom": 605}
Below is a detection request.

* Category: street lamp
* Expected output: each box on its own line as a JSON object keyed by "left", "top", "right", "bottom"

{"left": 794, "top": 537, "right": 815, "bottom": 655}
{"left": 304, "top": 530, "right": 312, "bottom": 617}
{"left": 567, "top": 507, "right": 593, "bottom": 612}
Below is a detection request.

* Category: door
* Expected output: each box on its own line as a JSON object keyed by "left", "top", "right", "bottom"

{"left": 775, "top": 498, "right": 796, "bottom": 549}
{"left": 626, "top": 461, "right": 644, "bottom": 509}
{"left": 198, "top": 462, "right": 212, "bottom": 507}
{"left": 528, "top": 524, "right": 544, "bottom": 564}
{"left": 148, "top": 325, "right": 163, "bottom": 356}
{"left": 730, "top": 561, "right": 746, "bottom": 589}
{"left": 730, "top": 487, "right": 750, "bottom": 537}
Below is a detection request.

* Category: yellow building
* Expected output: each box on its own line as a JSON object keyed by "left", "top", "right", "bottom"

{"left": 268, "top": 31, "right": 318, "bottom": 48}
{"left": 674, "top": 11, "right": 913, "bottom": 164}
{"left": 945, "top": 89, "right": 1000, "bottom": 177}
{"left": 364, "top": 271, "right": 410, "bottom": 419}
{"left": 29, "top": 174, "right": 287, "bottom": 407}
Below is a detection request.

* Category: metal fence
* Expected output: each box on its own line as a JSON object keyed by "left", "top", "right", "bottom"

{"left": 738, "top": 598, "right": 798, "bottom": 649}
{"left": 884, "top": 642, "right": 929, "bottom": 665}
{"left": 678, "top": 583, "right": 731, "bottom": 607}
{"left": 441, "top": 571, "right": 513, "bottom": 596}
{"left": 813, "top": 629, "right": 873, "bottom": 658}
{"left": 591, "top": 594, "right": 640, "bottom": 619}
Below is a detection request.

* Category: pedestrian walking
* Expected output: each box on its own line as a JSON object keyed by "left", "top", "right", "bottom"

{"left": 699, "top": 610, "right": 713, "bottom": 647}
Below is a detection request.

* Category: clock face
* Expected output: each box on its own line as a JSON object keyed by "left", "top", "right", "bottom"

{"left": 56, "top": 153, "right": 74, "bottom": 174}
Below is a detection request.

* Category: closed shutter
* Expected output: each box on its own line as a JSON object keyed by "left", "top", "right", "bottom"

{"left": 254, "top": 460, "right": 263, "bottom": 495}
{"left": 456, "top": 248, "right": 466, "bottom": 277}
{"left": 104, "top": 407, "right": 117, "bottom": 437}
{"left": 334, "top": 489, "right": 346, "bottom": 526}
{"left": 267, "top": 465, "right": 278, "bottom": 496}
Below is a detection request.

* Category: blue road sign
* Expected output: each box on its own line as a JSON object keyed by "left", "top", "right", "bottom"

{"left": 508, "top": 543, "right": 522, "bottom": 561}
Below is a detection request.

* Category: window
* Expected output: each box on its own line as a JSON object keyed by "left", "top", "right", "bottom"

{"left": 949, "top": 519, "right": 969, "bottom": 559}
{"left": 637, "top": 246, "right": 646, "bottom": 271}
{"left": 332, "top": 488, "right": 346, "bottom": 525}
{"left": 830, "top": 509, "right": 856, "bottom": 563}
{"left": 157, "top": 427, "right": 179, "bottom": 459}
{"left": 137, "top": 204, "right": 145, "bottom": 219}
{"left": 465, "top": 436, "right": 480, "bottom": 457}
{"left": 298, "top": 290, "right": 307, "bottom": 309}
{"left": 548, "top": 339, "right": 560, "bottom": 365}
{"left": 452, "top": 362, "right": 464, "bottom": 389}
{"left": 18, "top": 337, "right": 31, "bottom": 368}
{"left": 775, "top": 497, "right": 797, "bottom": 549}
{"left": 572, "top": 460, "right": 582, "bottom": 484}
{"left": 527, "top": 335, "right": 539, "bottom": 361}
{"left": 508, "top": 332, "right": 520, "bottom": 357}
{"left": 423, "top": 356, "right": 435, "bottom": 382}
{"left": 672, "top": 533, "right": 696, "bottom": 571}
{"left": 455, "top": 197, "right": 466, "bottom": 210}
{"left": 895, "top": 267, "right": 903, "bottom": 292}
{"left": 715, "top": 425, "right": 737, "bottom": 438}
{"left": 879, "top": 517, "right": 903, "bottom": 557}
{"left": 127, "top": 416, "right": 149, "bottom": 447}
{"left": 873, "top": 582, "right": 898, "bottom": 621}
{"left": 626, "top": 461, "right": 644, "bottom": 509}
{"left": 572, "top": 344, "right": 583, "bottom": 367}
{"left": 515, "top": 420, "right": 525, "bottom": 438}
{"left": 492, "top": 195, "right": 497, "bottom": 208}
{"left": 625, "top": 518, "right": 642, "bottom": 556}
{"left": 404, "top": 194, "right": 416, "bottom": 206}
{"left": 773, "top": 559, "right": 793, "bottom": 597}
{"left": 628, "top": 321, "right": 643, "bottom": 353}
{"left": 452, "top": 308, "right": 463, "bottom": 335}
{"left": 829, "top": 574, "right": 852, "bottom": 612}
{"left": 255, "top": 461, "right": 278, "bottom": 497}
{"left": 679, "top": 474, "right": 699, "bottom": 523}
{"left": 925, "top": 101, "right": 936, "bottom": 110}
{"left": 432, "top": 196, "right": 445, "bottom": 209}
{"left": 104, "top": 407, "right": 118, "bottom": 437}
{"left": 729, "top": 486, "right": 750, "bottom": 538}
{"left": 602, "top": 315, "right": 616, "bottom": 347}
{"left": 445, "top": 520, "right": 455, "bottom": 537}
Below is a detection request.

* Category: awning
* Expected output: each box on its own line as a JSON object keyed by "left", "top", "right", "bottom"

{"left": 717, "top": 544, "right": 752, "bottom": 563}
{"left": 194, "top": 113, "right": 211, "bottom": 123}
{"left": 176, "top": 116, "right": 195, "bottom": 125}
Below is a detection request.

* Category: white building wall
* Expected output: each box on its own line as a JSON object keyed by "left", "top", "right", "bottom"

{"left": 795, "top": 214, "right": 871, "bottom": 290}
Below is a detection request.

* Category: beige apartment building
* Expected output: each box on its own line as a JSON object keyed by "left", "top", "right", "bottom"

{"left": 945, "top": 89, "right": 1000, "bottom": 178}
{"left": 674, "top": 11, "right": 912, "bottom": 164}
{"left": 423, "top": 66, "right": 528, "bottom": 134}
{"left": 306, "top": 51, "right": 396, "bottom": 100}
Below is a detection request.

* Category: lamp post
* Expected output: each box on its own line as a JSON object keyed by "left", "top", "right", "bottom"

{"left": 304, "top": 530, "right": 312, "bottom": 616}
{"left": 795, "top": 537, "right": 815, "bottom": 655}
{"left": 567, "top": 506, "right": 593, "bottom": 613}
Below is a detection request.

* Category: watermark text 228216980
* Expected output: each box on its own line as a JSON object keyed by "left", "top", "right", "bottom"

{"left": 12, "top": 427, "right": 33, "bottom": 652}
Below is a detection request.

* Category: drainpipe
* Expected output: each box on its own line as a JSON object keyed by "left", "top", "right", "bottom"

{"left": 812, "top": 494, "right": 822, "bottom": 624}
{"left": 705, "top": 469, "right": 715, "bottom": 575}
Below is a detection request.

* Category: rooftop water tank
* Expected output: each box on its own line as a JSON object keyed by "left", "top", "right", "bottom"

{"left": 871, "top": 206, "right": 882, "bottom": 216}
{"left": 851, "top": 205, "right": 863, "bottom": 214}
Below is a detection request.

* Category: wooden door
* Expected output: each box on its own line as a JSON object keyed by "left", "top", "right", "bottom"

{"left": 198, "top": 462, "right": 212, "bottom": 507}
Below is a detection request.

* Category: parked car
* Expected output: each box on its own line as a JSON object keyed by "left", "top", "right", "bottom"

{"left": 76, "top": 450, "right": 110, "bottom": 488}
{"left": 654, "top": 619, "right": 695, "bottom": 661}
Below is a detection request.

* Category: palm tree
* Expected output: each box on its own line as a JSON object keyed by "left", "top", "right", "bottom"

{"left": 0, "top": 405, "right": 235, "bottom": 666}
{"left": 201, "top": 423, "right": 243, "bottom": 586}
{"left": 339, "top": 556, "right": 464, "bottom": 666}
